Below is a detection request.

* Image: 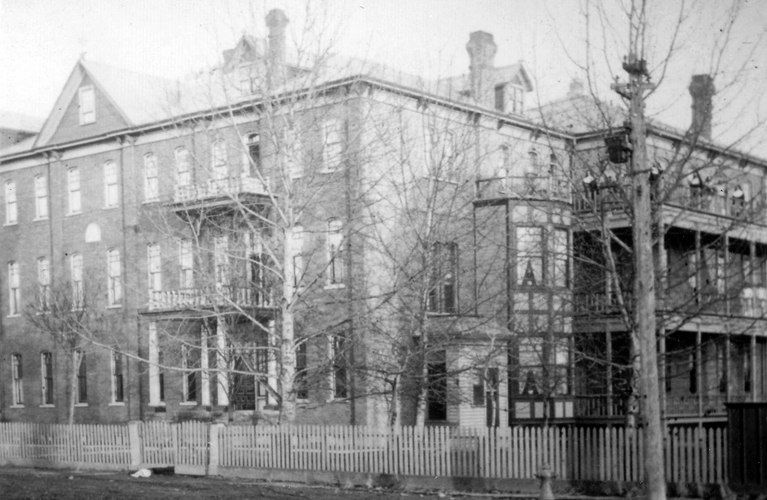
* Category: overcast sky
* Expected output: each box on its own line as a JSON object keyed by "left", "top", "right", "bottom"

{"left": 1, "top": 0, "right": 765, "bottom": 155}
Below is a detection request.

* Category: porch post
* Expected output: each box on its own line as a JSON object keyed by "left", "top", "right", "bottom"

{"left": 216, "top": 317, "right": 229, "bottom": 407}
{"left": 201, "top": 325, "right": 210, "bottom": 406}
{"left": 606, "top": 327, "right": 612, "bottom": 417}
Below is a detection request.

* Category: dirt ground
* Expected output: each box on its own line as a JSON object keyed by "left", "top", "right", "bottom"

{"left": 0, "top": 466, "right": 488, "bottom": 500}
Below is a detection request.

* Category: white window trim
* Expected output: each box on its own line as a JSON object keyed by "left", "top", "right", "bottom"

{"left": 111, "top": 351, "right": 125, "bottom": 404}
{"left": 175, "top": 147, "right": 190, "bottom": 188}
{"left": 103, "top": 161, "right": 119, "bottom": 208}
{"left": 143, "top": 153, "right": 159, "bottom": 203}
{"left": 5, "top": 180, "right": 17, "bottom": 225}
{"left": 320, "top": 119, "right": 343, "bottom": 173}
{"left": 8, "top": 261, "right": 20, "bottom": 317}
{"left": 107, "top": 248, "right": 122, "bottom": 306}
{"left": 78, "top": 85, "right": 96, "bottom": 125}
{"left": 67, "top": 168, "right": 82, "bottom": 215}
{"left": 34, "top": 174, "right": 49, "bottom": 220}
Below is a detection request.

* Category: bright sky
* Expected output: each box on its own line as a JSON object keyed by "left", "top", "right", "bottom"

{"left": 1, "top": 0, "right": 766, "bottom": 155}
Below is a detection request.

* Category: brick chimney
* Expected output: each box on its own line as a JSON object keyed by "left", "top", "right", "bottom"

{"left": 266, "top": 9, "right": 289, "bottom": 79}
{"left": 466, "top": 31, "right": 497, "bottom": 104}
{"left": 689, "top": 74, "right": 715, "bottom": 140}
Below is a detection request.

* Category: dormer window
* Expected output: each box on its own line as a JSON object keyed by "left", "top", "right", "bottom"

{"left": 78, "top": 86, "right": 95, "bottom": 125}
{"left": 494, "top": 84, "right": 524, "bottom": 115}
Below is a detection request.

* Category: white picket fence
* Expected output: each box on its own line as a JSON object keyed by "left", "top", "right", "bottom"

{"left": 0, "top": 421, "right": 728, "bottom": 485}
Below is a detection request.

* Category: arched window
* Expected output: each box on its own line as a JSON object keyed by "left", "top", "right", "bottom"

{"left": 85, "top": 222, "right": 101, "bottom": 242}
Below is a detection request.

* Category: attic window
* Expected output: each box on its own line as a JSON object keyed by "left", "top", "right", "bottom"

{"left": 79, "top": 86, "right": 95, "bottom": 125}
{"left": 494, "top": 84, "right": 524, "bottom": 115}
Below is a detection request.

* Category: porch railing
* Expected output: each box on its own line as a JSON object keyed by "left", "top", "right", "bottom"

{"left": 475, "top": 175, "right": 570, "bottom": 202}
{"left": 148, "top": 286, "right": 274, "bottom": 310}
{"left": 174, "top": 175, "right": 269, "bottom": 204}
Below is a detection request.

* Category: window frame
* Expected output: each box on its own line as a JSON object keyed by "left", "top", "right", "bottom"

{"left": 428, "top": 241, "right": 458, "bottom": 314}
{"left": 103, "top": 161, "right": 119, "bottom": 208}
{"left": 111, "top": 351, "right": 125, "bottom": 404}
{"left": 321, "top": 119, "right": 343, "bottom": 173}
{"left": 107, "top": 248, "right": 122, "bottom": 306}
{"left": 181, "top": 345, "right": 199, "bottom": 404}
{"left": 326, "top": 219, "right": 345, "bottom": 286}
{"left": 5, "top": 180, "right": 17, "bottom": 225}
{"left": 516, "top": 226, "right": 544, "bottom": 287}
{"left": 551, "top": 227, "right": 570, "bottom": 288}
{"left": 78, "top": 85, "right": 95, "bottom": 125}
{"left": 328, "top": 334, "right": 348, "bottom": 400}
{"left": 75, "top": 350, "right": 87, "bottom": 405}
{"left": 147, "top": 244, "right": 162, "bottom": 293}
{"left": 292, "top": 225, "right": 304, "bottom": 288}
{"left": 211, "top": 140, "right": 228, "bottom": 181}
{"left": 41, "top": 351, "right": 54, "bottom": 406}
{"left": 178, "top": 239, "right": 194, "bottom": 289}
{"left": 70, "top": 253, "right": 84, "bottom": 309}
{"left": 295, "top": 339, "right": 308, "bottom": 401}
{"left": 245, "top": 133, "right": 261, "bottom": 175}
{"left": 11, "top": 353, "right": 23, "bottom": 406}
{"left": 68, "top": 168, "right": 81, "bottom": 214}
{"left": 175, "top": 147, "right": 191, "bottom": 188}
{"left": 143, "top": 153, "right": 159, "bottom": 202}
{"left": 148, "top": 323, "right": 165, "bottom": 406}
{"left": 8, "top": 261, "right": 20, "bottom": 316}
{"left": 37, "top": 257, "right": 50, "bottom": 311}
{"left": 34, "top": 174, "right": 48, "bottom": 220}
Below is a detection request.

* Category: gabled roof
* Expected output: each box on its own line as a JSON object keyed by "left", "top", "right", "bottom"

{"left": 436, "top": 62, "right": 534, "bottom": 101}
{"left": 222, "top": 35, "right": 267, "bottom": 72}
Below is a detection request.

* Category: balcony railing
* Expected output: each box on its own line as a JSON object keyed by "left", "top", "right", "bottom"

{"left": 475, "top": 175, "right": 570, "bottom": 202}
{"left": 148, "top": 286, "right": 274, "bottom": 311}
{"left": 574, "top": 395, "right": 627, "bottom": 418}
{"left": 574, "top": 292, "right": 632, "bottom": 314}
{"left": 665, "top": 394, "right": 728, "bottom": 416}
{"left": 174, "top": 175, "right": 269, "bottom": 204}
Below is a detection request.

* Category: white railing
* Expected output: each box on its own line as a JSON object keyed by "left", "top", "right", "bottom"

{"left": 174, "top": 174, "right": 269, "bottom": 204}
{"left": 148, "top": 286, "right": 274, "bottom": 311}
{"left": 475, "top": 175, "right": 570, "bottom": 202}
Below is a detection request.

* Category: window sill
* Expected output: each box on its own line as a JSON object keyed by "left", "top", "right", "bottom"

{"left": 142, "top": 199, "right": 160, "bottom": 205}
{"left": 324, "top": 283, "right": 346, "bottom": 290}
{"left": 9, "top": 404, "right": 24, "bottom": 409}
{"left": 75, "top": 403, "right": 88, "bottom": 407}
{"left": 106, "top": 304, "right": 123, "bottom": 309}
{"left": 39, "top": 404, "right": 55, "bottom": 408}
{"left": 179, "top": 401, "right": 198, "bottom": 406}
{"left": 108, "top": 402, "right": 125, "bottom": 407}
{"left": 4, "top": 222, "right": 18, "bottom": 227}
{"left": 148, "top": 403, "right": 166, "bottom": 407}
{"left": 33, "top": 217, "right": 49, "bottom": 222}
{"left": 103, "top": 205, "right": 119, "bottom": 210}
{"left": 7, "top": 314, "right": 20, "bottom": 319}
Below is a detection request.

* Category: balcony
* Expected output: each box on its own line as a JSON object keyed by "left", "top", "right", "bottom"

{"left": 475, "top": 175, "right": 570, "bottom": 203}
{"left": 665, "top": 394, "right": 727, "bottom": 417}
{"left": 574, "top": 394, "right": 627, "bottom": 419}
{"left": 147, "top": 286, "right": 275, "bottom": 312}
{"left": 574, "top": 292, "right": 632, "bottom": 315}
{"left": 168, "top": 175, "right": 271, "bottom": 215}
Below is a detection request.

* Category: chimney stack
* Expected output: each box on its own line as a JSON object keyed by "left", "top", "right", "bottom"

{"left": 689, "top": 74, "right": 715, "bottom": 140}
{"left": 266, "top": 9, "right": 289, "bottom": 78}
{"left": 466, "top": 31, "right": 497, "bottom": 103}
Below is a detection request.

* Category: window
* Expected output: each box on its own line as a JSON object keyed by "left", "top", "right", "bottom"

{"left": 211, "top": 140, "right": 228, "bottom": 180}
{"left": 68, "top": 168, "right": 81, "bottom": 213}
{"left": 148, "top": 323, "right": 164, "bottom": 405}
{"left": 517, "top": 227, "right": 544, "bottom": 286}
{"left": 284, "top": 127, "right": 304, "bottom": 178}
{"left": 326, "top": 219, "right": 345, "bottom": 285}
{"left": 179, "top": 239, "right": 193, "bottom": 289}
{"left": 329, "top": 335, "right": 348, "bottom": 399}
{"left": 41, "top": 351, "right": 53, "bottom": 405}
{"left": 175, "top": 147, "right": 190, "bottom": 187}
{"left": 246, "top": 232, "right": 268, "bottom": 304}
{"left": 143, "top": 154, "right": 159, "bottom": 202}
{"left": 5, "top": 180, "right": 16, "bottom": 224}
{"left": 112, "top": 351, "right": 124, "bottom": 403}
{"left": 428, "top": 242, "right": 458, "bottom": 313}
{"left": 70, "top": 253, "right": 83, "bottom": 309}
{"left": 214, "top": 235, "right": 229, "bottom": 284}
{"left": 182, "top": 345, "right": 199, "bottom": 403}
{"left": 11, "top": 354, "right": 23, "bottom": 405}
{"left": 518, "top": 338, "right": 543, "bottom": 395}
{"left": 494, "top": 84, "right": 505, "bottom": 112}
{"left": 245, "top": 133, "right": 261, "bottom": 174}
{"left": 103, "top": 161, "right": 119, "bottom": 207}
{"left": 527, "top": 149, "right": 539, "bottom": 174}
{"left": 38, "top": 257, "right": 50, "bottom": 310}
{"left": 78, "top": 86, "right": 95, "bottom": 125}
{"left": 85, "top": 222, "right": 101, "bottom": 243}
{"left": 291, "top": 226, "right": 304, "bottom": 288}
{"left": 8, "top": 261, "right": 20, "bottom": 315}
{"left": 426, "top": 350, "right": 447, "bottom": 421}
{"left": 147, "top": 244, "right": 162, "bottom": 293}
{"left": 34, "top": 175, "right": 48, "bottom": 219}
{"left": 75, "top": 350, "right": 87, "bottom": 404}
{"left": 509, "top": 85, "right": 523, "bottom": 114}
{"left": 295, "top": 339, "right": 308, "bottom": 400}
{"left": 553, "top": 340, "right": 570, "bottom": 395}
{"left": 107, "top": 249, "right": 122, "bottom": 305}
{"left": 551, "top": 228, "right": 569, "bottom": 288}
{"left": 321, "top": 119, "right": 343, "bottom": 172}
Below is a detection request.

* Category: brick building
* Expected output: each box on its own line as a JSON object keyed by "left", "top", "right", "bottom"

{"left": 1, "top": 10, "right": 764, "bottom": 428}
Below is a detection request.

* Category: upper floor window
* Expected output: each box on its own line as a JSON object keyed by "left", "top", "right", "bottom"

{"left": 41, "top": 351, "right": 54, "bottom": 405}
{"left": 143, "top": 153, "right": 159, "bottom": 202}
{"left": 75, "top": 350, "right": 87, "bottom": 404}
{"left": 295, "top": 339, "right": 308, "bottom": 401}
{"left": 182, "top": 345, "right": 199, "bottom": 403}
{"left": 214, "top": 235, "right": 229, "bottom": 284}
{"left": 211, "top": 140, "right": 228, "bottom": 180}
{"left": 175, "top": 147, "right": 190, "bottom": 187}
{"left": 292, "top": 225, "right": 304, "bottom": 288}
{"left": 112, "top": 351, "right": 125, "bottom": 403}
{"left": 329, "top": 334, "right": 348, "bottom": 399}
{"left": 245, "top": 133, "right": 261, "bottom": 174}
{"left": 107, "top": 249, "right": 122, "bottom": 306}
{"left": 517, "top": 226, "right": 544, "bottom": 286}
{"left": 38, "top": 257, "right": 50, "bottom": 311}
{"left": 148, "top": 322, "right": 165, "bottom": 406}
{"left": 428, "top": 241, "right": 458, "bottom": 314}
{"left": 8, "top": 261, "right": 20, "bottom": 315}
{"left": 68, "top": 168, "right": 81, "bottom": 214}
{"left": 147, "top": 244, "right": 162, "bottom": 293}
{"left": 321, "top": 119, "right": 343, "bottom": 172}
{"left": 103, "top": 161, "right": 119, "bottom": 208}
{"left": 5, "top": 180, "right": 17, "bottom": 224}
{"left": 551, "top": 228, "right": 569, "bottom": 288}
{"left": 70, "top": 253, "right": 84, "bottom": 308}
{"left": 326, "top": 219, "right": 345, "bottom": 285}
{"left": 179, "top": 239, "right": 194, "bottom": 289}
{"left": 494, "top": 84, "right": 524, "bottom": 114}
{"left": 11, "top": 353, "right": 23, "bottom": 405}
{"left": 78, "top": 86, "right": 95, "bottom": 125}
{"left": 34, "top": 175, "right": 48, "bottom": 219}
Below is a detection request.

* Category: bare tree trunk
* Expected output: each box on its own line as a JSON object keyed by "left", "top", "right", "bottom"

{"left": 69, "top": 351, "right": 76, "bottom": 425}
{"left": 280, "top": 226, "right": 297, "bottom": 423}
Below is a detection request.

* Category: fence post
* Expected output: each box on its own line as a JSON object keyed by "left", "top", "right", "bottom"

{"left": 128, "top": 421, "right": 143, "bottom": 468}
{"left": 208, "top": 423, "right": 224, "bottom": 476}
